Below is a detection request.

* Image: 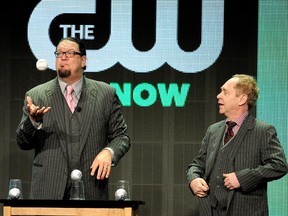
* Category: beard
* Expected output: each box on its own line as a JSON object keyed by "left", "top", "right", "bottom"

{"left": 57, "top": 68, "right": 71, "bottom": 78}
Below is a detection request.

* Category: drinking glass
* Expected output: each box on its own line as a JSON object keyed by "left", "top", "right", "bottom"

{"left": 7, "top": 179, "right": 23, "bottom": 199}
{"left": 115, "top": 180, "right": 131, "bottom": 200}
{"left": 70, "top": 180, "right": 85, "bottom": 200}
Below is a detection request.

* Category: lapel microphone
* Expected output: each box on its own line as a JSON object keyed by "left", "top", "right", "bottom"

{"left": 76, "top": 107, "right": 82, "bottom": 112}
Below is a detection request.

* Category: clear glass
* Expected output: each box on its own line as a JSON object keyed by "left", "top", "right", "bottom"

{"left": 70, "top": 180, "right": 85, "bottom": 200}
{"left": 115, "top": 180, "right": 131, "bottom": 200}
{"left": 7, "top": 179, "right": 23, "bottom": 199}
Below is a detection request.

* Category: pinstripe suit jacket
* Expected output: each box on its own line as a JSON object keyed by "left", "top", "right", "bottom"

{"left": 16, "top": 76, "right": 131, "bottom": 200}
{"left": 186, "top": 114, "right": 288, "bottom": 216}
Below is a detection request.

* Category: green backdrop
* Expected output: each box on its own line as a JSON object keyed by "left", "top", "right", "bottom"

{"left": 258, "top": 0, "right": 288, "bottom": 215}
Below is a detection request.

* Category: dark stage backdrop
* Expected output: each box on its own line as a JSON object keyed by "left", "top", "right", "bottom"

{"left": 1, "top": 0, "right": 287, "bottom": 215}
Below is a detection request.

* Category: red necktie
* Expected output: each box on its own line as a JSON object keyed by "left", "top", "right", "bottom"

{"left": 224, "top": 121, "right": 237, "bottom": 143}
{"left": 65, "top": 85, "right": 75, "bottom": 113}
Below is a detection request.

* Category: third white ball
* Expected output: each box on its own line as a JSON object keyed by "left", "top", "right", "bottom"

{"left": 9, "top": 188, "right": 21, "bottom": 199}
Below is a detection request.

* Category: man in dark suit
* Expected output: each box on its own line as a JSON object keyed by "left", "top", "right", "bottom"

{"left": 186, "top": 74, "right": 288, "bottom": 216}
{"left": 16, "top": 37, "right": 131, "bottom": 200}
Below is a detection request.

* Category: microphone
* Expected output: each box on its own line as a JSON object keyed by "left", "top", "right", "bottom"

{"left": 76, "top": 107, "right": 82, "bottom": 112}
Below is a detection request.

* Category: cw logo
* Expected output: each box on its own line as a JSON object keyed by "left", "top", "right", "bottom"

{"left": 28, "top": 0, "right": 224, "bottom": 73}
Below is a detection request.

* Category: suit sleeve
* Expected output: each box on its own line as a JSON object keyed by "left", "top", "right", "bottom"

{"left": 16, "top": 93, "right": 40, "bottom": 150}
{"left": 186, "top": 126, "right": 212, "bottom": 184}
{"left": 236, "top": 124, "right": 288, "bottom": 192}
{"left": 105, "top": 90, "right": 131, "bottom": 166}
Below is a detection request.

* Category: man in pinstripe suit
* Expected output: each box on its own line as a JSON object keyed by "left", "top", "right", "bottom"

{"left": 16, "top": 37, "right": 131, "bottom": 200}
{"left": 186, "top": 74, "right": 287, "bottom": 216}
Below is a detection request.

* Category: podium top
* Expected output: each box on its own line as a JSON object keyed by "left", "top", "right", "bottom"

{"left": 0, "top": 199, "right": 145, "bottom": 208}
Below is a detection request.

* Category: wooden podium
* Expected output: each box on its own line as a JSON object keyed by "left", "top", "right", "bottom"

{"left": 0, "top": 199, "right": 145, "bottom": 216}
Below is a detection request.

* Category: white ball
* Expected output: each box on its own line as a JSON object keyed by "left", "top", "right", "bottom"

{"left": 115, "top": 188, "right": 127, "bottom": 200}
{"left": 71, "top": 169, "right": 82, "bottom": 181}
{"left": 9, "top": 188, "right": 21, "bottom": 199}
{"left": 36, "top": 59, "right": 48, "bottom": 71}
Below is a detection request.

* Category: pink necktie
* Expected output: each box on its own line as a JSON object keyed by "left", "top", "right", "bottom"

{"left": 65, "top": 85, "right": 75, "bottom": 113}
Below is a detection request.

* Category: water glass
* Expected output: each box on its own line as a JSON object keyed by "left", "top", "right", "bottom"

{"left": 7, "top": 179, "right": 23, "bottom": 199}
{"left": 116, "top": 180, "right": 131, "bottom": 200}
{"left": 70, "top": 180, "right": 85, "bottom": 200}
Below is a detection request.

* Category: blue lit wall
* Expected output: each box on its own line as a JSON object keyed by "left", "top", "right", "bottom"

{"left": 258, "top": 0, "right": 288, "bottom": 215}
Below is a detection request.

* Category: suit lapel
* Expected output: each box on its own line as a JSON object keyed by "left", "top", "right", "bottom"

{"left": 45, "top": 78, "right": 69, "bottom": 159}
{"left": 206, "top": 115, "right": 254, "bottom": 178}
{"left": 205, "top": 122, "right": 226, "bottom": 176}
{"left": 228, "top": 114, "right": 254, "bottom": 164}
{"left": 226, "top": 114, "right": 254, "bottom": 210}
{"left": 78, "top": 78, "right": 97, "bottom": 154}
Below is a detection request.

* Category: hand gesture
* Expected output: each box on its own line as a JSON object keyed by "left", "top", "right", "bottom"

{"left": 90, "top": 149, "right": 113, "bottom": 180}
{"left": 190, "top": 178, "right": 209, "bottom": 197}
{"left": 26, "top": 96, "right": 51, "bottom": 122}
{"left": 223, "top": 172, "right": 240, "bottom": 190}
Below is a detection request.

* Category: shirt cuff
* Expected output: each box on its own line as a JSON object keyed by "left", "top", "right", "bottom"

{"left": 29, "top": 116, "right": 43, "bottom": 130}
{"left": 104, "top": 147, "right": 115, "bottom": 166}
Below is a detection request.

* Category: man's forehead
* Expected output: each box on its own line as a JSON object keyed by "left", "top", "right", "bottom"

{"left": 57, "top": 40, "right": 78, "bottom": 49}
{"left": 225, "top": 78, "right": 238, "bottom": 87}
{"left": 221, "top": 78, "right": 237, "bottom": 91}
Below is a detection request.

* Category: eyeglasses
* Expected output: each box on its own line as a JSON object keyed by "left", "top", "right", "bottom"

{"left": 54, "top": 51, "right": 82, "bottom": 58}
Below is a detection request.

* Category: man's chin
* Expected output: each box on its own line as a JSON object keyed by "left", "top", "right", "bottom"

{"left": 218, "top": 108, "right": 224, "bottom": 114}
{"left": 57, "top": 69, "right": 71, "bottom": 78}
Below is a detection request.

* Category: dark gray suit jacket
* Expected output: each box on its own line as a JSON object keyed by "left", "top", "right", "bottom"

{"left": 186, "top": 114, "right": 288, "bottom": 216}
{"left": 16, "top": 77, "right": 131, "bottom": 200}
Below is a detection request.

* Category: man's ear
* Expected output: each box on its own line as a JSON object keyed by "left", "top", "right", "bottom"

{"left": 239, "top": 94, "right": 248, "bottom": 106}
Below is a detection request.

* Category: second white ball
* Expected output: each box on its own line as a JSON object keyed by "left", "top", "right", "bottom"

{"left": 71, "top": 169, "right": 82, "bottom": 181}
